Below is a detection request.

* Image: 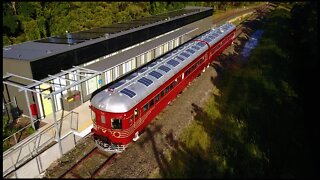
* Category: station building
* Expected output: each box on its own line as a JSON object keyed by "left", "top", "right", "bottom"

{"left": 3, "top": 6, "right": 213, "bottom": 120}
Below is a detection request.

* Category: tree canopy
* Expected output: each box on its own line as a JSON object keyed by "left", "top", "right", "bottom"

{"left": 3, "top": 2, "right": 258, "bottom": 46}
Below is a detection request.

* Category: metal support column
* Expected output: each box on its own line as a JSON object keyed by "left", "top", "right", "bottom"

{"left": 50, "top": 94, "right": 63, "bottom": 156}
{"left": 76, "top": 70, "right": 84, "bottom": 104}
{"left": 24, "top": 90, "right": 36, "bottom": 130}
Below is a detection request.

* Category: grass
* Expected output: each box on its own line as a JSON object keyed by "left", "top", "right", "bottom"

{"left": 154, "top": 3, "right": 317, "bottom": 177}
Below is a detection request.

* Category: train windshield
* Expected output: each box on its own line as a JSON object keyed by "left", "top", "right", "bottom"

{"left": 111, "top": 118, "right": 122, "bottom": 129}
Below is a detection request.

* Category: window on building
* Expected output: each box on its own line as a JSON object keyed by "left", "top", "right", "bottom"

{"left": 111, "top": 118, "right": 122, "bottom": 129}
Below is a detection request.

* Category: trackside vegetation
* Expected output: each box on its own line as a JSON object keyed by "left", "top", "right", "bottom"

{"left": 160, "top": 2, "right": 318, "bottom": 178}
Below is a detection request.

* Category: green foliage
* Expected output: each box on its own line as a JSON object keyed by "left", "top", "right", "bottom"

{"left": 22, "top": 20, "right": 41, "bottom": 40}
{"left": 3, "top": 35, "right": 12, "bottom": 46}
{"left": 3, "top": 2, "right": 261, "bottom": 46}
{"left": 162, "top": 2, "right": 317, "bottom": 178}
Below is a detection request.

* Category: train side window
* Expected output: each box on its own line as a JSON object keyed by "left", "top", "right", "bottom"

{"left": 150, "top": 99, "right": 154, "bottom": 108}
{"left": 155, "top": 94, "right": 160, "bottom": 102}
{"left": 101, "top": 115, "right": 106, "bottom": 124}
{"left": 111, "top": 118, "right": 122, "bottom": 129}
{"left": 134, "top": 108, "right": 139, "bottom": 118}
{"left": 161, "top": 90, "right": 165, "bottom": 97}
{"left": 143, "top": 103, "right": 149, "bottom": 112}
{"left": 165, "top": 86, "right": 170, "bottom": 93}
{"left": 170, "top": 83, "right": 173, "bottom": 90}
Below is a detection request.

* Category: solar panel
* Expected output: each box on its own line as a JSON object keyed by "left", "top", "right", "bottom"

{"left": 186, "top": 49, "right": 195, "bottom": 54}
{"left": 192, "top": 46, "right": 200, "bottom": 50}
{"left": 120, "top": 88, "right": 136, "bottom": 98}
{"left": 167, "top": 59, "right": 180, "bottom": 67}
{"left": 127, "top": 73, "right": 138, "bottom": 80}
{"left": 158, "top": 65, "right": 171, "bottom": 73}
{"left": 149, "top": 62, "right": 157, "bottom": 67}
{"left": 176, "top": 56, "right": 185, "bottom": 61}
{"left": 149, "top": 71, "right": 163, "bottom": 79}
{"left": 212, "top": 33, "right": 219, "bottom": 36}
{"left": 204, "top": 38, "right": 212, "bottom": 42}
{"left": 163, "top": 54, "right": 171, "bottom": 59}
{"left": 196, "top": 42, "right": 205, "bottom": 47}
{"left": 138, "top": 77, "right": 153, "bottom": 86}
{"left": 181, "top": 52, "right": 190, "bottom": 58}
{"left": 109, "top": 80, "right": 125, "bottom": 89}
{"left": 138, "top": 67, "right": 148, "bottom": 73}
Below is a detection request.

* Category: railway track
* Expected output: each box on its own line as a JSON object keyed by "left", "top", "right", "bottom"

{"left": 59, "top": 146, "right": 118, "bottom": 178}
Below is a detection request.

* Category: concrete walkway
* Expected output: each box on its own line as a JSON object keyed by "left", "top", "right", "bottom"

{"left": 3, "top": 100, "right": 94, "bottom": 178}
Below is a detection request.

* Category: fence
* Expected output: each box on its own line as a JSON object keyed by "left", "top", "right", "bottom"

{"left": 3, "top": 111, "right": 79, "bottom": 177}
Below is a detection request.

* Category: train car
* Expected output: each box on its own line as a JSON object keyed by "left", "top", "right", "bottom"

{"left": 90, "top": 22, "right": 236, "bottom": 152}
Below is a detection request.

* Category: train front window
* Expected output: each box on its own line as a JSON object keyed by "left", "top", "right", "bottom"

{"left": 111, "top": 118, "right": 122, "bottom": 129}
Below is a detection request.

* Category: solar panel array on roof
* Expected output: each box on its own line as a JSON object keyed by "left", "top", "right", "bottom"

{"left": 158, "top": 65, "right": 171, "bottom": 73}
{"left": 138, "top": 77, "right": 153, "bottom": 86}
{"left": 138, "top": 67, "right": 148, "bottom": 73}
{"left": 186, "top": 49, "right": 195, "bottom": 54}
{"left": 120, "top": 88, "right": 136, "bottom": 98}
{"left": 204, "top": 38, "right": 212, "bottom": 42}
{"left": 167, "top": 59, "right": 180, "bottom": 67}
{"left": 180, "top": 52, "right": 190, "bottom": 58}
{"left": 149, "top": 71, "right": 163, "bottom": 79}
{"left": 127, "top": 73, "right": 138, "bottom": 80}
{"left": 176, "top": 56, "right": 185, "bottom": 61}
{"left": 149, "top": 62, "right": 157, "bottom": 67}
{"left": 197, "top": 42, "right": 206, "bottom": 47}
{"left": 192, "top": 46, "right": 200, "bottom": 50}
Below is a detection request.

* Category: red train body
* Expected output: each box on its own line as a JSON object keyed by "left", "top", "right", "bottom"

{"left": 90, "top": 23, "right": 236, "bottom": 152}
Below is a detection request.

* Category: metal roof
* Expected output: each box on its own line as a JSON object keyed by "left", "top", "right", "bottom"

{"left": 86, "top": 27, "right": 195, "bottom": 72}
{"left": 91, "top": 23, "right": 236, "bottom": 113}
{"left": 3, "top": 7, "right": 212, "bottom": 62}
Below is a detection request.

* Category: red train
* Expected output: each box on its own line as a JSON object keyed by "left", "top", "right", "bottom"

{"left": 90, "top": 22, "right": 236, "bottom": 152}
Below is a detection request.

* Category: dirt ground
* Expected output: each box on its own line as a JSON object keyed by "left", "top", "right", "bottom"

{"left": 43, "top": 4, "right": 272, "bottom": 178}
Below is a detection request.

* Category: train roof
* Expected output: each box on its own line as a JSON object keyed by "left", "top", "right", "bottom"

{"left": 91, "top": 23, "right": 236, "bottom": 113}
